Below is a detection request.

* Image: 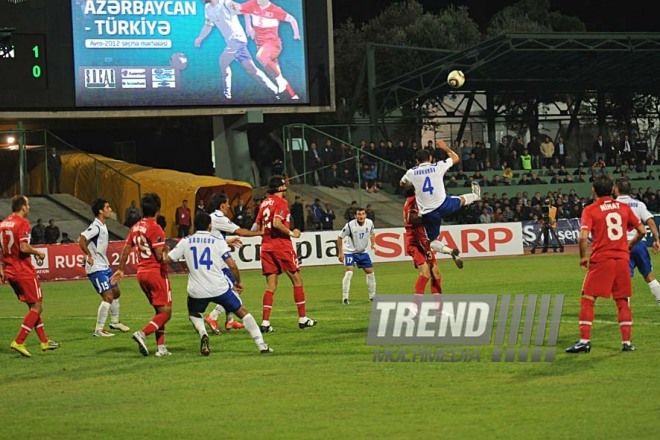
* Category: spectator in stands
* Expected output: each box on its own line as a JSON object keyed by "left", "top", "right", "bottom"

{"left": 175, "top": 199, "right": 192, "bottom": 238}
{"left": 321, "top": 139, "right": 337, "bottom": 180}
{"left": 321, "top": 204, "right": 335, "bottom": 231}
{"left": 479, "top": 208, "right": 492, "bottom": 224}
{"left": 232, "top": 198, "right": 249, "bottom": 229}
{"left": 520, "top": 150, "right": 532, "bottom": 171}
{"left": 461, "top": 139, "right": 472, "bottom": 163}
{"left": 518, "top": 174, "right": 531, "bottom": 185}
{"left": 605, "top": 133, "right": 619, "bottom": 166}
{"left": 530, "top": 173, "right": 546, "bottom": 184}
{"left": 31, "top": 219, "right": 46, "bottom": 245}
{"left": 593, "top": 134, "right": 606, "bottom": 163}
{"left": 555, "top": 136, "right": 568, "bottom": 166}
{"left": 124, "top": 200, "right": 140, "bottom": 228}
{"left": 463, "top": 153, "right": 478, "bottom": 172}
{"left": 502, "top": 206, "right": 514, "bottom": 222}
{"left": 446, "top": 176, "right": 458, "bottom": 188}
{"left": 527, "top": 135, "right": 541, "bottom": 169}
{"left": 344, "top": 200, "right": 358, "bottom": 221}
{"left": 540, "top": 136, "right": 555, "bottom": 168}
{"left": 47, "top": 147, "right": 63, "bottom": 194}
{"left": 473, "top": 142, "right": 487, "bottom": 171}
{"left": 497, "top": 136, "right": 510, "bottom": 168}
{"left": 619, "top": 133, "right": 633, "bottom": 163}
{"left": 362, "top": 164, "right": 379, "bottom": 193}
{"left": 45, "top": 219, "right": 60, "bottom": 244}
{"left": 60, "top": 232, "right": 74, "bottom": 244}
{"left": 340, "top": 168, "right": 354, "bottom": 188}
{"left": 306, "top": 142, "right": 322, "bottom": 185}
{"left": 509, "top": 150, "right": 521, "bottom": 170}
{"left": 365, "top": 204, "right": 376, "bottom": 225}
{"left": 305, "top": 204, "right": 320, "bottom": 231}
{"left": 325, "top": 164, "right": 341, "bottom": 188}
{"left": 290, "top": 195, "right": 304, "bottom": 232}
{"left": 196, "top": 199, "right": 206, "bottom": 215}
{"left": 646, "top": 170, "right": 656, "bottom": 180}
{"left": 634, "top": 133, "right": 649, "bottom": 164}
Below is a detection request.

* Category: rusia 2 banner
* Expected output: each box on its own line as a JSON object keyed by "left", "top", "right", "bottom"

{"left": 32, "top": 223, "right": 524, "bottom": 281}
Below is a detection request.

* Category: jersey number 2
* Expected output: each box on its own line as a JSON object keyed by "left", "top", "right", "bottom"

{"left": 422, "top": 176, "right": 434, "bottom": 195}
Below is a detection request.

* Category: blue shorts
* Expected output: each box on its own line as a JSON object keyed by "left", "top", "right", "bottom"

{"left": 421, "top": 196, "right": 463, "bottom": 241}
{"left": 226, "top": 40, "right": 252, "bottom": 63}
{"left": 88, "top": 268, "right": 117, "bottom": 295}
{"left": 222, "top": 267, "right": 236, "bottom": 287}
{"left": 344, "top": 253, "right": 373, "bottom": 269}
{"left": 187, "top": 288, "right": 243, "bottom": 316}
{"left": 630, "top": 241, "right": 653, "bottom": 278}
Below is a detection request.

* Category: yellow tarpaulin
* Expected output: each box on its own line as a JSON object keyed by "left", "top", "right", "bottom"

{"left": 27, "top": 153, "right": 253, "bottom": 238}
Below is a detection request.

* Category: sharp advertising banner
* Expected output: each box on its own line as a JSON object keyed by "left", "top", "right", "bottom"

{"left": 32, "top": 223, "right": 524, "bottom": 281}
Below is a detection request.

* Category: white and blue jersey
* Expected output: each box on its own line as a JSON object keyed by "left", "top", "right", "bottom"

{"left": 80, "top": 218, "right": 116, "bottom": 294}
{"left": 168, "top": 231, "right": 243, "bottom": 315}
{"left": 400, "top": 160, "right": 454, "bottom": 214}
{"left": 205, "top": 0, "right": 252, "bottom": 62}
{"left": 617, "top": 195, "right": 654, "bottom": 277}
{"left": 339, "top": 219, "right": 375, "bottom": 268}
{"left": 400, "top": 160, "right": 462, "bottom": 241}
{"left": 211, "top": 209, "right": 240, "bottom": 285}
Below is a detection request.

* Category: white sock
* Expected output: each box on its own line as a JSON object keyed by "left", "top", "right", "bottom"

{"left": 440, "top": 245, "right": 453, "bottom": 255}
{"left": 342, "top": 271, "right": 354, "bottom": 299}
{"left": 110, "top": 298, "right": 120, "bottom": 323}
{"left": 462, "top": 193, "right": 478, "bottom": 205}
{"left": 242, "top": 313, "right": 267, "bottom": 350}
{"left": 223, "top": 66, "right": 232, "bottom": 97}
{"left": 275, "top": 75, "right": 287, "bottom": 93}
{"left": 256, "top": 70, "right": 278, "bottom": 94}
{"left": 430, "top": 240, "right": 444, "bottom": 253}
{"left": 209, "top": 305, "right": 225, "bottom": 321}
{"left": 189, "top": 315, "right": 207, "bottom": 338}
{"left": 649, "top": 279, "right": 660, "bottom": 304}
{"left": 366, "top": 272, "right": 376, "bottom": 298}
{"left": 96, "top": 301, "right": 111, "bottom": 330}
{"left": 226, "top": 312, "right": 235, "bottom": 323}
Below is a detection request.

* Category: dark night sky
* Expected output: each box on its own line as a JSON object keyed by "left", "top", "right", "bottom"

{"left": 332, "top": 0, "right": 659, "bottom": 32}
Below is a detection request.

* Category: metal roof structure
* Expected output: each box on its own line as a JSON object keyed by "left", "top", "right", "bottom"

{"left": 373, "top": 33, "right": 660, "bottom": 117}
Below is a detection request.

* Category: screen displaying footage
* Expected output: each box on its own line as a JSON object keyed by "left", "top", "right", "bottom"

{"left": 71, "top": 0, "right": 308, "bottom": 107}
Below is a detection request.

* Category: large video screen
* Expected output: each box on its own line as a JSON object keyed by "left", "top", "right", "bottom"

{"left": 71, "top": 0, "right": 309, "bottom": 107}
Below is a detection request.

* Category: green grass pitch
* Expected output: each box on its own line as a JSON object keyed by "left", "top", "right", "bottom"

{"left": 1, "top": 254, "right": 659, "bottom": 439}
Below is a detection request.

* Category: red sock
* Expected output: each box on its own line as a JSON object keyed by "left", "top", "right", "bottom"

{"left": 579, "top": 297, "right": 594, "bottom": 341}
{"left": 286, "top": 83, "right": 297, "bottom": 97}
{"left": 293, "top": 286, "right": 306, "bottom": 318}
{"left": 262, "top": 290, "right": 274, "bottom": 321}
{"left": 16, "top": 310, "right": 40, "bottom": 344}
{"left": 616, "top": 298, "right": 632, "bottom": 342}
{"left": 430, "top": 277, "right": 442, "bottom": 294}
{"left": 142, "top": 313, "right": 170, "bottom": 336}
{"left": 414, "top": 275, "right": 429, "bottom": 294}
{"left": 413, "top": 293, "right": 423, "bottom": 313}
{"left": 156, "top": 326, "right": 166, "bottom": 345}
{"left": 34, "top": 317, "right": 48, "bottom": 343}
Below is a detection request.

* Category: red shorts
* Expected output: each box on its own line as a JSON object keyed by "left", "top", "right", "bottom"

{"left": 407, "top": 244, "right": 436, "bottom": 268}
{"left": 582, "top": 259, "right": 631, "bottom": 299}
{"left": 257, "top": 41, "right": 282, "bottom": 61}
{"left": 137, "top": 272, "right": 172, "bottom": 307}
{"left": 261, "top": 248, "right": 299, "bottom": 275}
{"left": 9, "top": 278, "right": 43, "bottom": 304}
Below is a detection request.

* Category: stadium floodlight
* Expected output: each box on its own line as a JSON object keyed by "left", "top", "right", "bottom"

{"left": 0, "top": 27, "right": 15, "bottom": 58}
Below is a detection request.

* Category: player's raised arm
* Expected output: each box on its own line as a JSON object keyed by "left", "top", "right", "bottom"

{"left": 436, "top": 139, "right": 460, "bottom": 164}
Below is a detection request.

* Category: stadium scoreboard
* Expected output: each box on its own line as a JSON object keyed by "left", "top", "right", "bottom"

{"left": 0, "top": 0, "right": 334, "bottom": 117}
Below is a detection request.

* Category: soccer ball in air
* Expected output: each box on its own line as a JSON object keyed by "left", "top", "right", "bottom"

{"left": 170, "top": 52, "right": 188, "bottom": 71}
{"left": 447, "top": 70, "right": 465, "bottom": 88}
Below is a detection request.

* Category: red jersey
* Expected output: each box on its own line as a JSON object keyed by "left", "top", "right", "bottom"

{"left": 126, "top": 217, "right": 167, "bottom": 275}
{"left": 580, "top": 196, "right": 640, "bottom": 263}
{"left": 240, "top": 0, "right": 288, "bottom": 47}
{"left": 0, "top": 213, "right": 36, "bottom": 280}
{"left": 256, "top": 194, "right": 293, "bottom": 251}
{"left": 403, "top": 196, "right": 431, "bottom": 253}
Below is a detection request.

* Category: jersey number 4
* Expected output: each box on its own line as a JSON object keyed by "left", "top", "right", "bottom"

{"left": 422, "top": 176, "right": 435, "bottom": 195}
